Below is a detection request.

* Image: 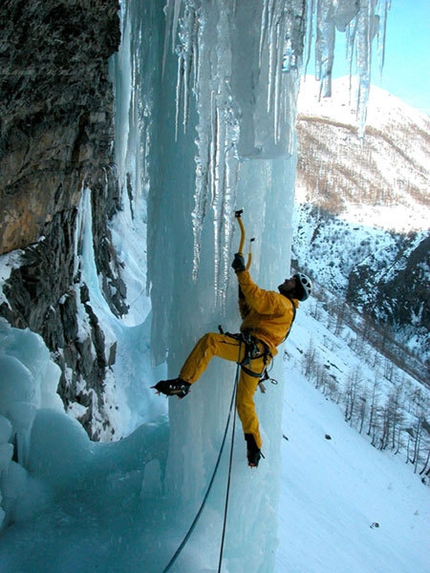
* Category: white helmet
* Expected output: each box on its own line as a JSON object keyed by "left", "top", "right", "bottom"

{"left": 294, "top": 273, "right": 312, "bottom": 301}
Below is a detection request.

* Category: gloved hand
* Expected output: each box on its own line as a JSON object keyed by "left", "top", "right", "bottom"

{"left": 232, "top": 253, "right": 246, "bottom": 273}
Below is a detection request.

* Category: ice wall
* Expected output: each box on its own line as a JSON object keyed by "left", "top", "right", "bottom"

{"left": 110, "top": 0, "right": 391, "bottom": 570}
{"left": 0, "top": 321, "right": 172, "bottom": 571}
{"left": 112, "top": 1, "right": 305, "bottom": 570}
{"left": 112, "top": 0, "right": 392, "bottom": 366}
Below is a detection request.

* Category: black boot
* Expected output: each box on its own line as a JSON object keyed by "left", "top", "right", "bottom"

{"left": 152, "top": 378, "right": 191, "bottom": 399}
{"left": 244, "top": 433, "right": 263, "bottom": 467}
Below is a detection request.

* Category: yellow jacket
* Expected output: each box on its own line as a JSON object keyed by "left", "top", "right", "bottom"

{"left": 237, "top": 270, "right": 298, "bottom": 356}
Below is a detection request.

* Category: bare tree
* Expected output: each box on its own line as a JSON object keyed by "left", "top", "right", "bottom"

{"left": 357, "top": 388, "right": 369, "bottom": 435}
{"left": 334, "top": 300, "right": 347, "bottom": 337}
{"left": 303, "top": 338, "right": 317, "bottom": 379}
{"left": 344, "top": 366, "right": 362, "bottom": 425}
{"left": 379, "top": 383, "right": 405, "bottom": 452}
{"left": 419, "top": 419, "right": 430, "bottom": 479}
{"left": 367, "top": 378, "right": 382, "bottom": 446}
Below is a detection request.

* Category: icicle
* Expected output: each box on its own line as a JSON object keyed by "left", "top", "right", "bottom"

{"left": 172, "top": 0, "right": 183, "bottom": 52}
{"left": 7, "top": 402, "right": 36, "bottom": 467}
{"left": 174, "top": 48, "right": 183, "bottom": 141}
{"left": 212, "top": 102, "right": 222, "bottom": 296}
{"left": 304, "top": 0, "right": 315, "bottom": 74}
{"left": 173, "top": 3, "right": 195, "bottom": 139}
{"left": 177, "top": 0, "right": 240, "bottom": 302}
{"left": 333, "top": 0, "right": 360, "bottom": 32}
{"left": 376, "top": 0, "right": 391, "bottom": 78}
{"left": 282, "top": 0, "right": 306, "bottom": 74}
{"left": 258, "top": 0, "right": 270, "bottom": 69}
{"left": 355, "top": 0, "right": 380, "bottom": 138}
{"left": 162, "top": 0, "right": 183, "bottom": 75}
{"left": 315, "top": 0, "right": 335, "bottom": 97}
{"left": 111, "top": 0, "right": 157, "bottom": 220}
{"left": 310, "top": 0, "right": 391, "bottom": 135}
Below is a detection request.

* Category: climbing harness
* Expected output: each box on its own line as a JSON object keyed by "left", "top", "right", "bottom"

{"left": 162, "top": 360, "right": 241, "bottom": 573}
{"left": 220, "top": 330, "right": 272, "bottom": 383}
{"left": 220, "top": 328, "right": 278, "bottom": 392}
{"left": 239, "top": 331, "right": 271, "bottom": 376}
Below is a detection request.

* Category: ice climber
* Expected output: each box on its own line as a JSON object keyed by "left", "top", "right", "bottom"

{"left": 153, "top": 253, "right": 312, "bottom": 467}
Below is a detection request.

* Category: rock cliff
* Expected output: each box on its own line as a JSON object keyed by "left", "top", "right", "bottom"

{"left": 0, "top": 0, "right": 124, "bottom": 438}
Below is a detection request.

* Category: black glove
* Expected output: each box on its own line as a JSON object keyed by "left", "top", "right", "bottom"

{"left": 232, "top": 253, "right": 246, "bottom": 273}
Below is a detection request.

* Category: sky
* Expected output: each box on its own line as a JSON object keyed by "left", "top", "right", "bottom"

{"left": 330, "top": 0, "right": 430, "bottom": 115}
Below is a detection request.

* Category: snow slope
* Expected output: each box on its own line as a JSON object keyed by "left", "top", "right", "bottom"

{"left": 276, "top": 301, "right": 430, "bottom": 573}
{"left": 278, "top": 371, "right": 430, "bottom": 573}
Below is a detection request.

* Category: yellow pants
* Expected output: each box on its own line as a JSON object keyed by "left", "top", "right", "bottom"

{"left": 179, "top": 332, "right": 269, "bottom": 449}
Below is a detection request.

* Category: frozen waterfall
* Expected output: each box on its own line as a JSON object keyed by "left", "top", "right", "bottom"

{"left": 110, "top": 0, "right": 391, "bottom": 570}
{"left": 110, "top": 1, "right": 306, "bottom": 569}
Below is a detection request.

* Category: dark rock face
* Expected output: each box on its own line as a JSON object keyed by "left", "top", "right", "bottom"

{"left": 0, "top": 0, "right": 121, "bottom": 251}
{"left": 347, "top": 233, "right": 430, "bottom": 348}
{"left": 0, "top": 0, "right": 125, "bottom": 439}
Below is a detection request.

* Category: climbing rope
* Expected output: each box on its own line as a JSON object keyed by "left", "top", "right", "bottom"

{"left": 217, "top": 364, "right": 239, "bottom": 572}
{"left": 162, "top": 362, "right": 240, "bottom": 573}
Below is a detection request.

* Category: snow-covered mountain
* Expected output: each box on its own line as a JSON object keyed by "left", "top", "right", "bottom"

{"left": 292, "top": 77, "right": 430, "bottom": 370}
{"left": 282, "top": 85, "right": 430, "bottom": 569}
{"left": 296, "top": 76, "right": 430, "bottom": 232}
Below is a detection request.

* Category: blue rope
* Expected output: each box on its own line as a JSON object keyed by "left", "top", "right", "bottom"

{"left": 162, "top": 362, "right": 240, "bottom": 572}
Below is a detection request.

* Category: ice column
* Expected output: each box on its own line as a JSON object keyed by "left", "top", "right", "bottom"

{"left": 354, "top": 0, "right": 379, "bottom": 135}
{"left": 164, "top": 0, "right": 305, "bottom": 304}
{"left": 155, "top": 2, "right": 305, "bottom": 571}
{"left": 111, "top": 0, "right": 161, "bottom": 220}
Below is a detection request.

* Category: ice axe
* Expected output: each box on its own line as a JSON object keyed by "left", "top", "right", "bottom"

{"left": 235, "top": 209, "right": 254, "bottom": 270}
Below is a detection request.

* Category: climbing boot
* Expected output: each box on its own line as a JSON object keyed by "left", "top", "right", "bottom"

{"left": 245, "top": 433, "right": 263, "bottom": 467}
{"left": 152, "top": 378, "right": 191, "bottom": 399}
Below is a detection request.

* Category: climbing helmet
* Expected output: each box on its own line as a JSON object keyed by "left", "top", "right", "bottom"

{"left": 294, "top": 273, "right": 312, "bottom": 301}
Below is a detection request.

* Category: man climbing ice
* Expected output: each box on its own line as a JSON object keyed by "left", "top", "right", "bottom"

{"left": 153, "top": 253, "right": 312, "bottom": 467}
